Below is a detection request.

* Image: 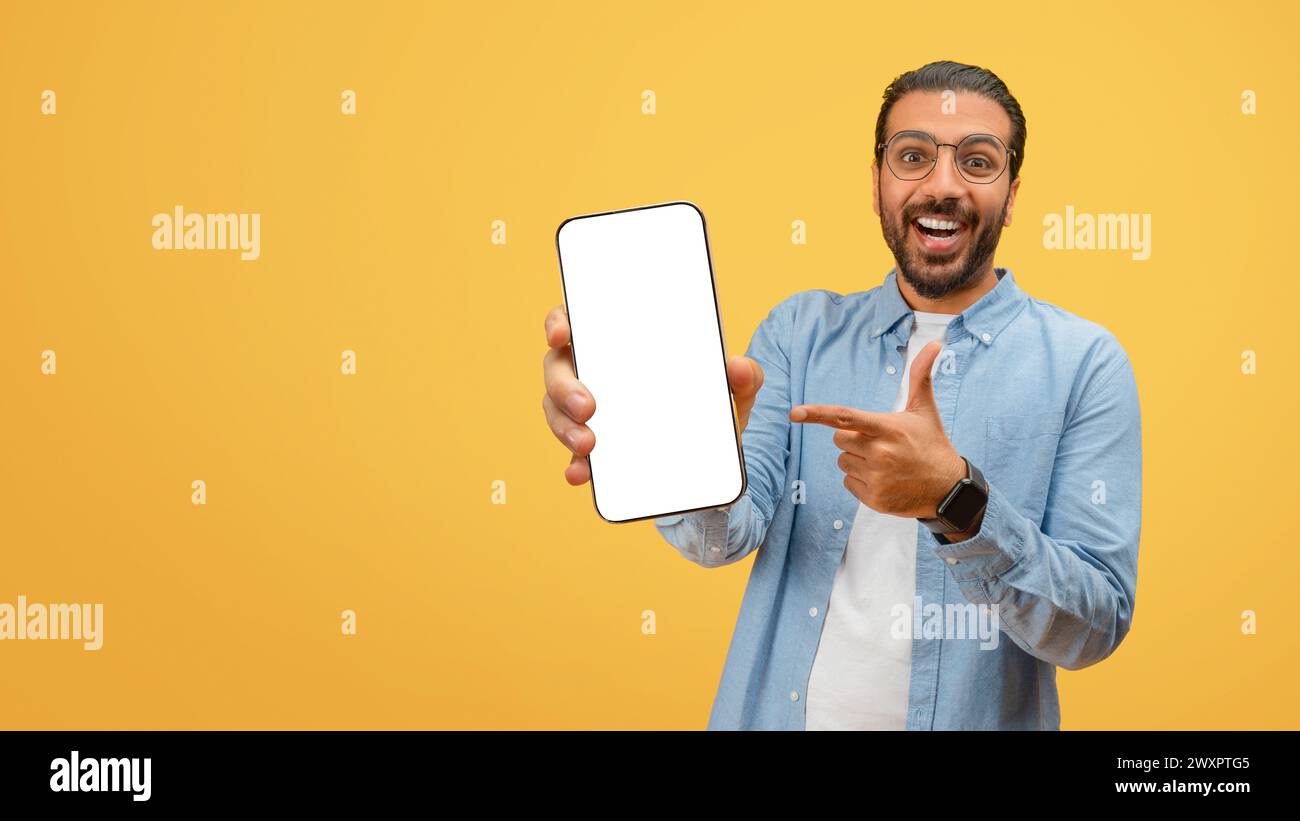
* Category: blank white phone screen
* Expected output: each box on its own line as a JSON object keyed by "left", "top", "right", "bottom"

{"left": 556, "top": 202, "right": 745, "bottom": 523}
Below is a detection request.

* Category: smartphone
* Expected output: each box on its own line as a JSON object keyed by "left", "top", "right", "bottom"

{"left": 555, "top": 200, "right": 747, "bottom": 523}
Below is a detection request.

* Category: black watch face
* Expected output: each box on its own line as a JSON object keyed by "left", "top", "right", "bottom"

{"left": 943, "top": 482, "right": 987, "bottom": 530}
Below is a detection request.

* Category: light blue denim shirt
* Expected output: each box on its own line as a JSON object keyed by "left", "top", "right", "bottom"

{"left": 654, "top": 267, "right": 1142, "bottom": 730}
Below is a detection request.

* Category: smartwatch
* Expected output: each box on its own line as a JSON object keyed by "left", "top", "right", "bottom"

{"left": 919, "top": 456, "right": 988, "bottom": 536}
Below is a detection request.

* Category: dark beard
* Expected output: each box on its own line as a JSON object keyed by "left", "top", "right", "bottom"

{"left": 880, "top": 188, "right": 1009, "bottom": 300}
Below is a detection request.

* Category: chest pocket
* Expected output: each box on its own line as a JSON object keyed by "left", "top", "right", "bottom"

{"left": 981, "top": 411, "right": 1066, "bottom": 525}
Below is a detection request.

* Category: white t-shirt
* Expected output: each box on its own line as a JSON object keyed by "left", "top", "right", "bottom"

{"left": 804, "top": 309, "right": 957, "bottom": 730}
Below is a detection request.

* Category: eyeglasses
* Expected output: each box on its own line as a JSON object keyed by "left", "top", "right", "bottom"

{"left": 877, "top": 130, "right": 1016, "bottom": 185}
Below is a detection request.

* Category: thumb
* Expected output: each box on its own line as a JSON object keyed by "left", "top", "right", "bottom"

{"left": 727, "top": 356, "right": 764, "bottom": 431}
{"left": 904, "top": 340, "right": 943, "bottom": 415}
{"left": 727, "top": 356, "right": 762, "bottom": 399}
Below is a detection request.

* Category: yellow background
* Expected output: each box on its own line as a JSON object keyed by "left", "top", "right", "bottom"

{"left": 2, "top": 0, "right": 1296, "bottom": 729}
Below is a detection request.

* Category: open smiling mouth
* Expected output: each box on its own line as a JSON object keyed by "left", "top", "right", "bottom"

{"left": 911, "top": 216, "right": 970, "bottom": 254}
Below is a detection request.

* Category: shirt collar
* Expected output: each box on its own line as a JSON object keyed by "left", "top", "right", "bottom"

{"left": 868, "top": 266, "right": 1027, "bottom": 347}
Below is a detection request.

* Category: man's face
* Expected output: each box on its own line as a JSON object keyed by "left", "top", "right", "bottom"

{"left": 872, "top": 90, "right": 1021, "bottom": 300}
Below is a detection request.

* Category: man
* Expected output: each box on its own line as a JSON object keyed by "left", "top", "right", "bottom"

{"left": 541, "top": 60, "right": 1141, "bottom": 730}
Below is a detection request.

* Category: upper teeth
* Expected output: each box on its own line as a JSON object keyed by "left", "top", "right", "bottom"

{"left": 918, "top": 217, "right": 961, "bottom": 230}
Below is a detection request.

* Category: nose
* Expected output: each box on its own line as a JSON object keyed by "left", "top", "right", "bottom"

{"left": 915, "top": 145, "right": 968, "bottom": 204}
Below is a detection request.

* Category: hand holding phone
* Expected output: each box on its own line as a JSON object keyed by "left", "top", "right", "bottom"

{"left": 542, "top": 306, "right": 765, "bottom": 485}
{"left": 548, "top": 201, "right": 758, "bottom": 522}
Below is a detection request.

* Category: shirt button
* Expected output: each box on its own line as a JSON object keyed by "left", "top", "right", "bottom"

{"left": 945, "top": 556, "right": 959, "bottom": 564}
{"left": 790, "top": 690, "right": 800, "bottom": 702}
{"left": 981, "top": 332, "right": 992, "bottom": 342}
{"left": 832, "top": 519, "right": 843, "bottom": 530}
{"left": 708, "top": 545, "right": 721, "bottom": 553}
{"left": 809, "top": 606, "right": 818, "bottom": 617}
{"left": 886, "top": 365, "right": 897, "bottom": 375}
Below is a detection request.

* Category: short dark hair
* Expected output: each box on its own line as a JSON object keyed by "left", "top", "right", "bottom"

{"left": 873, "top": 60, "right": 1026, "bottom": 182}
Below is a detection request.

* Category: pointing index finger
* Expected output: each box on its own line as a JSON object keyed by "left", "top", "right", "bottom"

{"left": 790, "top": 404, "right": 888, "bottom": 434}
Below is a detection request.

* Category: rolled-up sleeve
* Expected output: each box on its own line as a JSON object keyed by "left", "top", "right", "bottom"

{"left": 654, "top": 294, "right": 798, "bottom": 568}
{"left": 931, "top": 350, "right": 1142, "bottom": 671}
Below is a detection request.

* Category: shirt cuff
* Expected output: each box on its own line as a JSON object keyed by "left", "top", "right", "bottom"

{"left": 930, "top": 480, "right": 1024, "bottom": 582}
{"left": 654, "top": 503, "right": 738, "bottom": 567}
{"left": 693, "top": 506, "right": 733, "bottom": 565}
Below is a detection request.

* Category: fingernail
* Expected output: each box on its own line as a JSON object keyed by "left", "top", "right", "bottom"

{"left": 566, "top": 393, "right": 587, "bottom": 417}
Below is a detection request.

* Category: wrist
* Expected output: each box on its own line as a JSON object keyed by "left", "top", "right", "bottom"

{"left": 932, "top": 451, "right": 968, "bottom": 516}
{"left": 922, "top": 453, "right": 988, "bottom": 539}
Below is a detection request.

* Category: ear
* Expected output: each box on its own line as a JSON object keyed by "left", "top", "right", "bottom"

{"left": 1003, "top": 175, "right": 1020, "bottom": 227}
{"left": 871, "top": 162, "right": 881, "bottom": 217}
